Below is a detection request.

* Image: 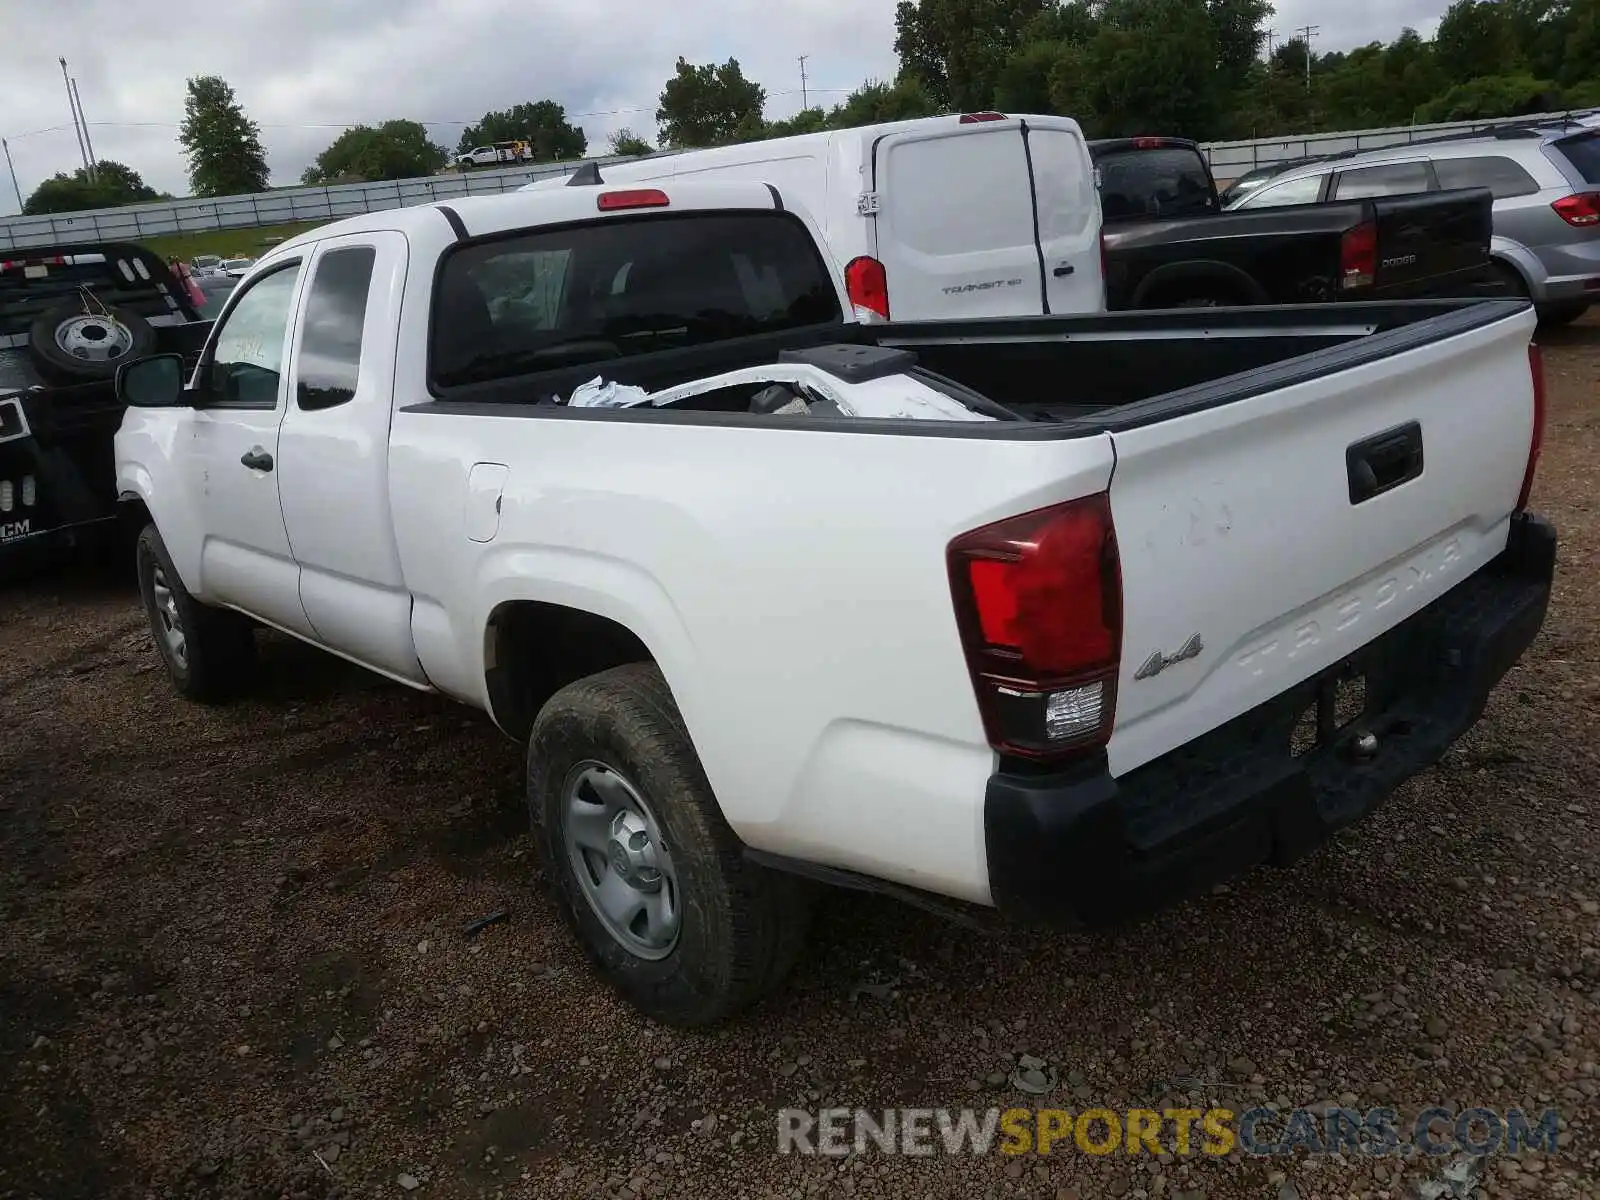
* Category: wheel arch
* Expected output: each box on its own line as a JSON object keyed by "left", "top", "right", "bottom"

{"left": 1129, "top": 259, "right": 1269, "bottom": 308}
{"left": 483, "top": 599, "right": 661, "bottom": 744}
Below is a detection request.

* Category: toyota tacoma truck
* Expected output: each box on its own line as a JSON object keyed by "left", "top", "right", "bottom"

{"left": 1, "top": 242, "right": 209, "bottom": 569}
{"left": 1090, "top": 136, "right": 1501, "bottom": 309}
{"left": 113, "top": 179, "right": 1555, "bottom": 1027}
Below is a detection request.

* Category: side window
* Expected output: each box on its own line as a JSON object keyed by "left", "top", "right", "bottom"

{"left": 1434, "top": 155, "right": 1541, "bottom": 199}
{"left": 1332, "top": 161, "right": 1436, "bottom": 200}
{"left": 1241, "top": 173, "right": 1327, "bottom": 208}
{"left": 297, "top": 246, "right": 377, "bottom": 411}
{"left": 207, "top": 263, "right": 302, "bottom": 408}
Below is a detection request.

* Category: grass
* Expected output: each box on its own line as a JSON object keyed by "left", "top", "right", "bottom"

{"left": 135, "top": 221, "right": 329, "bottom": 262}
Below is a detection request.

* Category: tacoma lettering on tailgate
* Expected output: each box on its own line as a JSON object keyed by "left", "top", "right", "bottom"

{"left": 1235, "top": 537, "right": 1463, "bottom": 678}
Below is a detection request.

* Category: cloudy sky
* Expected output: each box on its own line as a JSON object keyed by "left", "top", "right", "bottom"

{"left": 1, "top": 0, "right": 1449, "bottom": 217}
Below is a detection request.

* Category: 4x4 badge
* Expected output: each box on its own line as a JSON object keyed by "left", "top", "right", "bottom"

{"left": 1134, "top": 633, "right": 1204, "bottom": 681}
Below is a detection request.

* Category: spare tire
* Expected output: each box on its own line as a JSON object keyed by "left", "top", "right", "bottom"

{"left": 28, "top": 302, "right": 156, "bottom": 383}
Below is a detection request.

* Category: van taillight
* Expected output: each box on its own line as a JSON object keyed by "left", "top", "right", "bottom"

{"left": 844, "top": 255, "right": 889, "bottom": 322}
{"left": 1551, "top": 192, "right": 1600, "bottom": 225}
{"left": 1339, "top": 220, "right": 1377, "bottom": 290}
{"left": 947, "top": 495, "right": 1123, "bottom": 761}
{"left": 1519, "top": 342, "right": 1546, "bottom": 511}
{"left": 959, "top": 112, "right": 1009, "bottom": 123}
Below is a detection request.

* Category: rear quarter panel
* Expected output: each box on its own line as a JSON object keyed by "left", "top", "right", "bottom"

{"left": 386, "top": 406, "right": 1116, "bottom": 904}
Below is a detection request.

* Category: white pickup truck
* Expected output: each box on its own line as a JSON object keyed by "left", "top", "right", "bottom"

{"left": 113, "top": 178, "right": 1556, "bottom": 1027}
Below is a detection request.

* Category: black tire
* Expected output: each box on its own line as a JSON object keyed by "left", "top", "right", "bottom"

{"left": 28, "top": 301, "right": 157, "bottom": 383}
{"left": 1537, "top": 300, "right": 1589, "bottom": 327}
{"left": 528, "top": 663, "right": 810, "bottom": 1027}
{"left": 135, "top": 523, "right": 256, "bottom": 703}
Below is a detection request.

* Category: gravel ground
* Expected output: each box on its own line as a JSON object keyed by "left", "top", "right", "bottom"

{"left": 2, "top": 319, "right": 1598, "bottom": 1200}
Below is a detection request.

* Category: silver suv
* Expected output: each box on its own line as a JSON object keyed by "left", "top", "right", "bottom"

{"left": 1223, "top": 122, "right": 1600, "bottom": 324}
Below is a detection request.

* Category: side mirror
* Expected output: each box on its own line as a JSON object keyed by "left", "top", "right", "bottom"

{"left": 116, "top": 354, "right": 187, "bottom": 408}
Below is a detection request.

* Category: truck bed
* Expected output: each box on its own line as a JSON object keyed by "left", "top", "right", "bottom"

{"left": 419, "top": 297, "right": 1528, "bottom": 433}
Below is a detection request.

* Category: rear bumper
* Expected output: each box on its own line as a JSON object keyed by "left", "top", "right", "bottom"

{"left": 984, "top": 511, "right": 1556, "bottom": 926}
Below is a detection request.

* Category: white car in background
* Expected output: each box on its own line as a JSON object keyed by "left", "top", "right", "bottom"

{"left": 220, "top": 258, "right": 255, "bottom": 279}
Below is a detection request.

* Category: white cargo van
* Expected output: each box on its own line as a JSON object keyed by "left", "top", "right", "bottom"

{"left": 520, "top": 112, "right": 1106, "bottom": 322}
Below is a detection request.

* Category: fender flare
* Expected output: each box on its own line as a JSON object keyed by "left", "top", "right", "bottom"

{"left": 1129, "top": 259, "right": 1270, "bottom": 308}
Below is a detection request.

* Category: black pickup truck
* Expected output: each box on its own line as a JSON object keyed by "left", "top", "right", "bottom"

{"left": 1089, "top": 136, "right": 1499, "bottom": 309}
{"left": 1, "top": 242, "right": 210, "bottom": 569}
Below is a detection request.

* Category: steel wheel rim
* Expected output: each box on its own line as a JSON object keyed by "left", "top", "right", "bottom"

{"left": 150, "top": 564, "right": 187, "bottom": 667}
{"left": 560, "top": 760, "right": 680, "bottom": 960}
{"left": 55, "top": 314, "right": 134, "bottom": 362}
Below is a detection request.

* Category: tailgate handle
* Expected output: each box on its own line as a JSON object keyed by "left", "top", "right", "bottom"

{"left": 1347, "top": 421, "right": 1423, "bottom": 505}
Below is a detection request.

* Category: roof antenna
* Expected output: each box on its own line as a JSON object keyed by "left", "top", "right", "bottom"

{"left": 567, "top": 161, "right": 604, "bottom": 187}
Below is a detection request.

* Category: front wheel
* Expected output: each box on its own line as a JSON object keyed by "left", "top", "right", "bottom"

{"left": 528, "top": 663, "right": 810, "bottom": 1027}
{"left": 135, "top": 524, "right": 256, "bottom": 703}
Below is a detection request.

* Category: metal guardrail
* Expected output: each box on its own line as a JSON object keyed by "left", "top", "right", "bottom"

{"left": 1198, "top": 108, "right": 1598, "bottom": 177}
{"left": 0, "top": 154, "right": 658, "bottom": 250}
{"left": 3, "top": 109, "right": 1594, "bottom": 249}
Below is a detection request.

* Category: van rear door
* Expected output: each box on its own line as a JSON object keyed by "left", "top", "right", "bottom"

{"left": 870, "top": 119, "right": 1050, "bottom": 321}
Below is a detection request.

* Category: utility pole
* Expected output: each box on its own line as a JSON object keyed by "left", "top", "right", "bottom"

{"left": 798, "top": 55, "right": 809, "bottom": 110}
{"left": 3, "top": 138, "right": 23, "bottom": 212}
{"left": 1298, "top": 25, "right": 1320, "bottom": 93}
{"left": 71, "top": 77, "right": 97, "bottom": 177}
{"left": 60, "top": 57, "right": 90, "bottom": 174}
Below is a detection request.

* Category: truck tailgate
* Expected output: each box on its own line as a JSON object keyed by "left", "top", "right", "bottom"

{"left": 1104, "top": 303, "right": 1539, "bottom": 777}
{"left": 1370, "top": 187, "right": 1493, "bottom": 296}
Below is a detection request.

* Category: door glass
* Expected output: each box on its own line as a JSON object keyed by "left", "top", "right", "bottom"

{"left": 886, "top": 130, "right": 1035, "bottom": 256}
{"left": 1332, "top": 161, "right": 1434, "bottom": 199}
{"left": 1241, "top": 173, "right": 1326, "bottom": 208}
{"left": 1029, "top": 128, "right": 1097, "bottom": 243}
{"left": 297, "top": 247, "right": 377, "bottom": 411}
{"left": 1433, "top": 155, "right": 1541, "bottom": 199}
{"left": 209, "top": 264, "right": 302, "bottom": 408}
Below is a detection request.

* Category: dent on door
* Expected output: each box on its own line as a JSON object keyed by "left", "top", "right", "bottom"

{"left": 466, "top": 463, "right": 510, "bottom": 543}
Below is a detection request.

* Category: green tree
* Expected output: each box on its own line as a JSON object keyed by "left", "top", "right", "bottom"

{"left": 764, "top": 107, "right": 831, "bottom": 139}
{"left": 607, "top": 128, "right": 654, "bottom": 156}
{"left": 894, "top": 0, "right": 1051, "bottom": 110}
{"left": 823, "top": 78, "right": 942, "bottom": 128}
{"left": 179, "top": 75, "right": 270, "bottom": 197}
{"left": 1434, "top": 0, "right": 1520, "bottom": 81}
{"left": 1207, "top": 0, "right": 1274, "bottom": 74}
{"left": 656, "top": 57, "right": 767, "bottom": 148}
{"left": 1086, "top": 0, "right": 1227, "bottom": 137}
{"left": 458, "top": 101, "right": 587, "bottom": 161}
{"left": 1416, "top": 72, "right": 1564, "bottom": 122}
{"left": 301, "top": 120, "right": 447, "bottom": 184}
{"left": 22, "top": 161, "right": 159, "bottom": 215}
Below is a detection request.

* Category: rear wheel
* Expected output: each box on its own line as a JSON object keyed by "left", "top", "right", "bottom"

{"left": 528, "top": 663, "right": 810, "bottom": 1027}
{"left": 1536, "top": 300, "right": 1589, "bottom": 327}
{"left": 135, "top": 524, "right": 256, "bottom": 703}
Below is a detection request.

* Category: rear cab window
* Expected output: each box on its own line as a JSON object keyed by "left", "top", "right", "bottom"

{"left": 1094, "top": 144, "right": 1218, "bottom": 222}
{"left": 429, "top": 211, "right": 842, "bottom": 391}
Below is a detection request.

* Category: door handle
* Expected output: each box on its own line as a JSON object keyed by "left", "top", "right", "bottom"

{"left": 240, "top": 447, "right": 274, "bottom": 472}
{"left": 1053, "top": 264, "right": 1076, "bottom": 277}
{"left": 1346, "top": 421, "right": 1423, "bottom": 504}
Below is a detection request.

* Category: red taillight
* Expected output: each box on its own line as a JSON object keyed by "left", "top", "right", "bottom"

{"left": 958, "top": 111, "right": 1009, "bottom": 123}
{"left": 1339, "top": 220, "right": 1377, "bottom": 291}
{"left": 948, "top": 495, "right": 1123, "bottom": 761}
{"left": 1519, "top": 342, "right": 1546, "bottom": 511}
{"left": 844, "top": 255, "right": 889, "bottom": 322}
{"left": 1551, "top": 192, "right": 1600, "bottom": 226}
{"left": 1132, "top": 137, "right": 1164, "bottom": 149}
{"left": 597, "top": 188, "right": 670, "bottom": 211}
